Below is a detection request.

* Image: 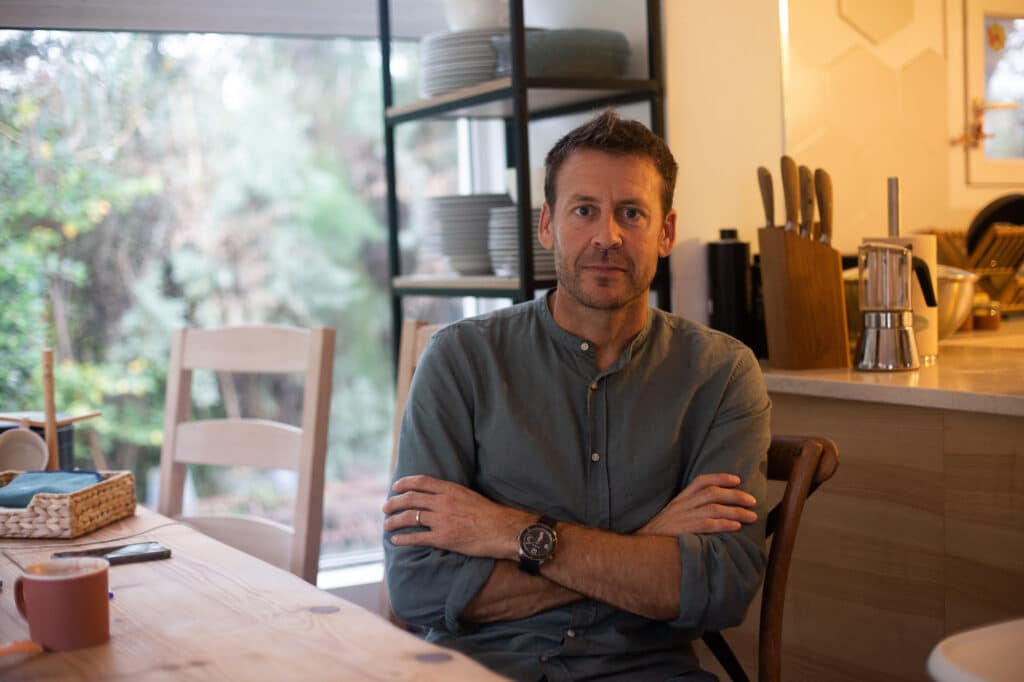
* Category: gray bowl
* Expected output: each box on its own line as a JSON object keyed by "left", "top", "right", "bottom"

{"left": 937, "top": 265, "right": 978, "bottom": 339}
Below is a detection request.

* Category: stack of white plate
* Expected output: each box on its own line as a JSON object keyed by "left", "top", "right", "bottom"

{"left": 425, "top": 194, "right": 513, "bottom": 275}
{"left": 488, "top": 206, "right": 555, "bottom": 278}
{"left": 419, "top": 29, "right": 505, "bottom": 98}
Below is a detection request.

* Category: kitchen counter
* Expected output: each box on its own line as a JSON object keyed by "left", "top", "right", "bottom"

{"left": 761, "top": 318, "right": 1024, "bottom": 417}
{"left": 708, "top": 319, "right": 1024, "bottom": 682}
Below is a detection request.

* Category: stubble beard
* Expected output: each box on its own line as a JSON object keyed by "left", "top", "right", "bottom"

{"left": 553, "top": 245, "right": 654, "bottom": 311}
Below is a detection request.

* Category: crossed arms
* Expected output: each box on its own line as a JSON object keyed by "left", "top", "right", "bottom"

{"left": 383, "top": 471, "right": 759, "bottom": 623}
{"left": 383, "top": 327, "right": 770, "bottom": 634}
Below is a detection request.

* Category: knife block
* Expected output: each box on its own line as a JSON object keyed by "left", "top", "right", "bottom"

{"left": 757, "top": 227, "right": 850, "bottom": 369}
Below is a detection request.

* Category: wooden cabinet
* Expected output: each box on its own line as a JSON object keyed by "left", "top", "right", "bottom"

{"left": 704, "top": 392, "right": 1024, "bottom": 681}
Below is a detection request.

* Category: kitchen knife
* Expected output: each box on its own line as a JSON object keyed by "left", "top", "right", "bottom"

{"left": 757, "top": 166, "right": 774, "bottom": 229}
{"left": 798, "top": 165, "right": 815, "bottom": 239}
{"left": 814, "top": 168, "right": 833, "bottom": 245}
{"left": 780, "top": 155, "right": 799, "bottom": 232}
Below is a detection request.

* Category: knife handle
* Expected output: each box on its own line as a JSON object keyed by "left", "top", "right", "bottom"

{"left": 798, "top": 165, "right": 815, "bottom": 238}
{"left": 814, "top": 168, "right": 833, "bottom": 245}
{"left": 757, "top": 166, "right": 774, "bottom": 229}
{"left": 780, "top": 156, "right": 800, "bottom": 232}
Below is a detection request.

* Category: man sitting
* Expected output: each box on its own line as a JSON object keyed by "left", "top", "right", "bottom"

{"left": 384, "top": 110, "right": 769, "bottom": 681}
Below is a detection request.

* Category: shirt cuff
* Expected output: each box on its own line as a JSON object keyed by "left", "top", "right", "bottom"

{"left": 444, "top": 555, "right": 497, "bottom": 634}
{"left": 673, "top": 534, "right": 711, "bottom": 629}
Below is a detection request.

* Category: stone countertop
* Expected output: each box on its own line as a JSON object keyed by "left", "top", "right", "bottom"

{"left": 761, "top": 319, "right": 1024, "bottom": 417}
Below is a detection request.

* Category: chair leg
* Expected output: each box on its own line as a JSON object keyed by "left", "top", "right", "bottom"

{"left": 701, "top": 631, "right": 751, "bottom": 682}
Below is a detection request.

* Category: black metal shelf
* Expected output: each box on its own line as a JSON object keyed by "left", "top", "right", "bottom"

{"left": 386, "top": 78, "right": 660, "bottom": 123}
{"left": 379, "top": 0, "right": 668, "bottom": 367}
{"left": 392, "top": 274, "right": 557, "bottom": 298}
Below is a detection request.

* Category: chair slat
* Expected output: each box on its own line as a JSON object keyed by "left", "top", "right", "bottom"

{"left": 174, "top": 419, "right": 301, "bottom": 470}
{"left": 181, "top": 327, "right": 313, "bottom": 373}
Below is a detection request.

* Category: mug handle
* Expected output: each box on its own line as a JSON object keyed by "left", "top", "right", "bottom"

{"left": 14, "top": 576, "right": 27, "bottom": 620}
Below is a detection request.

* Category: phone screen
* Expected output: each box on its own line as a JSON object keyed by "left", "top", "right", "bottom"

{"left": 53, "top": 541, "right": 172, "bottom": 565}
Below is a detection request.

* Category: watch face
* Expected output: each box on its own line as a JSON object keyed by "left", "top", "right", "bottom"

{"left": 520, "top": 525, "right": 555, "bottom": 561}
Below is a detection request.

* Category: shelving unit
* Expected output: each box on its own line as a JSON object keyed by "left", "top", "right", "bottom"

{"left": 378, "top": 0, "right": 670, "bottom": 365}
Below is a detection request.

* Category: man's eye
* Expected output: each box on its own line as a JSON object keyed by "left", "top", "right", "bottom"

{"left": 623, "top": 208, "right": 642, "bottom": 220}
{"left": 574, "top": 206, "right": 592, "bottom": 217}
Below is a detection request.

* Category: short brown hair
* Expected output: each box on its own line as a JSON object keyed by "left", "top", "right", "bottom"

{"left": 543, "top": 110, "right": 677, "bottom": 214}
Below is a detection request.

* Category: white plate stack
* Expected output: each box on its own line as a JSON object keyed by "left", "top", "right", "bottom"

{"left": 488, "top": 206, "right": 555, "bottom": 278}
{"left": 426, "top": 194, "right": 513, "bottom": 275}
{"left": 418, "top": 29, "right": 506, "bottom": 98}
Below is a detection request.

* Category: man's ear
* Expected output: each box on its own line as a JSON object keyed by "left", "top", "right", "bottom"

{"left": 658, "top": 209, "right": 677, "bottom": 257}
{"left": 538, "top": 202, "right": 554, "bottom": 250}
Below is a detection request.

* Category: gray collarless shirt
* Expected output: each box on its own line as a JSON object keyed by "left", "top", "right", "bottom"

{"left": 385, "top": 294, "right": 770, "bottom": 682}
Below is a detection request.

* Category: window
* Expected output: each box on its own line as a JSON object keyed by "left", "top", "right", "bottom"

{"left": 965, "top": 0, "right": 1024, "bottom": 183}
{"left": 0, "top": 27, "right": 450, "bottom": 565}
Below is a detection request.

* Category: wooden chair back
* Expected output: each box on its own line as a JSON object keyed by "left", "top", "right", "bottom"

{"left": 158, "top": 326, "right": 335, "bottom": 584}
{"left": 382, "top": 319, "right": 443, "bottom": 623}
{"left": 389, "top": 319, "right": 445, "bottom": 476}
{"left": 702, "top": 435, "right": 840, "bottom": 682}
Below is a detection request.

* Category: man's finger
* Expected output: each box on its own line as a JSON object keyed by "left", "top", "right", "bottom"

{"left": 389, "top": 530, "right": 435, "bottom": 546}
{"left": 705, "top": 504, "right": 758, "bottom": 523}
{"left": 691, "top": 486, "right": 757, "bottom": 509}
{"left": 392, "top": 474, "right": 443, "bottom": 493}
{"left": 681, "top": 473, "right": 742, "bottom": 496}
{"left": 382, "top": 490, "right": 436, "bottom": 515}
{"left": 383, "top": 508, "right": 428, "bottom": 532}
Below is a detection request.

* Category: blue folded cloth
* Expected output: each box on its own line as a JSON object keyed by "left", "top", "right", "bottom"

{"left": 0, "top": 471, "right": 103, "bottom": 508}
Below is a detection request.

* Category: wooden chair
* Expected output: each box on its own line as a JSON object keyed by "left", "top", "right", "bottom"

{"left": 381, "top": 319, "right": 443, "bottom": 623}
{"left": 702, "top": 435, "right": 840, "bottom": 682}
{"left": 158, "top": 326, "right": 335, "bottom": 584}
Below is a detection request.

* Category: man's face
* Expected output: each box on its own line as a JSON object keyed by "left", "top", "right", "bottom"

{"left": 538, "top": 149, "right": 676, "bottom": 311}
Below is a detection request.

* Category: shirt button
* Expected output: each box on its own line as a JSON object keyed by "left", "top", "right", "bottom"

{"left": 591, "top": 452, "right": 601, "bottom": 462}
{"left": 540, "top": 655, "right": 548, "bottom": 663}
{"left": 580, "top": 341, "right": 590, "bottom": 351}
{"left": 566, "top": 629, "right": 576, "bottom": 638}
{"left": 589, "top": 381, "right": 598, "bottom": 390}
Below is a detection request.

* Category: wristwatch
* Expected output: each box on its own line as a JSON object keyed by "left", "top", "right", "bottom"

{"left": 517, "top": 515, "right": 558, "bottom": 575}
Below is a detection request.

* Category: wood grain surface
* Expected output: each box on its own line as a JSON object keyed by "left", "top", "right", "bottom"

{"left": 703, "top": 394, "right": 1024, "bottom": 681}
{"left": 0, "top": 507, "right": 504, "bottom": 681}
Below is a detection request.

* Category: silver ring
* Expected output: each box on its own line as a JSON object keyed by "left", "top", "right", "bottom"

{"left": 415, "top": 510, "right": 421, "bottom": 526}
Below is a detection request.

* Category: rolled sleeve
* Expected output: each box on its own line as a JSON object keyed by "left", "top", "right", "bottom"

{"left": 384, "top": 328, "right": 496, "bottom": 633}
{"left": 672, "top": 348, "right": 770, "bottom": 631}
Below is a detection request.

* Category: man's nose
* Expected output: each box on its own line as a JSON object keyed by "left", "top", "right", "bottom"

{"left": 592, "top": 214, "right": 623, "bottom": 250}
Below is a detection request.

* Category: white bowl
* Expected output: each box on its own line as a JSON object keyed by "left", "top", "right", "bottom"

{"left": 443, "top": 0, "right": 509, "bottom": 31}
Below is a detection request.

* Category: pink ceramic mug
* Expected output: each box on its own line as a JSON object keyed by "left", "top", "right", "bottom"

{"left": 14, "top": 557, "right": 110, "bottom": 651}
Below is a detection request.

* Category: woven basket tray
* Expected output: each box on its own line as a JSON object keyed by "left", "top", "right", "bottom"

{"left": 0, "top": 470, "right": 136, "bottom": 539}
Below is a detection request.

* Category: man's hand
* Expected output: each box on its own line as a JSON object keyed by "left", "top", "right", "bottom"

{"left": 637, "top": 473, "right": 757, "bottom": 536}
{"left": 383, "top": 475, "right": 535, "bottom": 560}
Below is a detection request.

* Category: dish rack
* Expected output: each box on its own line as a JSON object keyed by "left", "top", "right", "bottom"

{"left": 927, "top": 226, "right": 1024, "bottom": 313}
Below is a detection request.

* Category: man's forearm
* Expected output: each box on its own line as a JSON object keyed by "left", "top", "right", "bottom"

{"left": 462, "top": 560, "right": 584, "bottom": 623}
{"left": 540, "top": 522, "right": 681, "bottom": 621}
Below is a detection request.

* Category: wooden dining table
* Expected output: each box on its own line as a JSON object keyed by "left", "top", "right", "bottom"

{"left": 0, "top": 507, "right": 505, "bottom": 681}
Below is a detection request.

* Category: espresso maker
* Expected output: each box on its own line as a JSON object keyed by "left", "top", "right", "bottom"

{"left": 855, "top": 242, "right": 937, "bottom": 371}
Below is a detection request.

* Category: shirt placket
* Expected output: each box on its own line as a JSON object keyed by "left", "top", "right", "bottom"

{"left": 563, "top": 368, "right": 612, "bottom": 646}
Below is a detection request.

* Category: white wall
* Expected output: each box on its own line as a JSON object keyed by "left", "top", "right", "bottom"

{"left": 663, "top": 1, "right": 785, "bottom": 322}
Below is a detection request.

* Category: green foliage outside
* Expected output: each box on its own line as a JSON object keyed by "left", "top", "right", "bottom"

{"left": 0, "top": 30, "right": 448, "bottom": 553}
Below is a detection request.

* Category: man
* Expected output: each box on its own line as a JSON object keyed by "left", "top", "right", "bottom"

{"left": 383, "top": 110, "right": 769, "bottom": 681}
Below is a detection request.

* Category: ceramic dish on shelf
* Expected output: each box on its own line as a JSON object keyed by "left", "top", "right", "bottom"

{"left": 423, "top": 194, "right": 513, "bottom": 275}
{"left": 487, "top": 206, "right": 555, "bottom": 278}
{"left": 418, "top": 28, "right": 507, "bottom": 98}
{"left": 491, "top": 28, "right": 631, "bottom": 79}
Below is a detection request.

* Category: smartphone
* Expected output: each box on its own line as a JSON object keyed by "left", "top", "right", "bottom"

{"left": 52, "top": 541, "right": 172, "bottom": 565}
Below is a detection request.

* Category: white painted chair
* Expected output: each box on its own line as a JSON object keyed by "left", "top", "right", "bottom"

{"left": 158, "top": 326, "right": 335, "bottom": 584}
